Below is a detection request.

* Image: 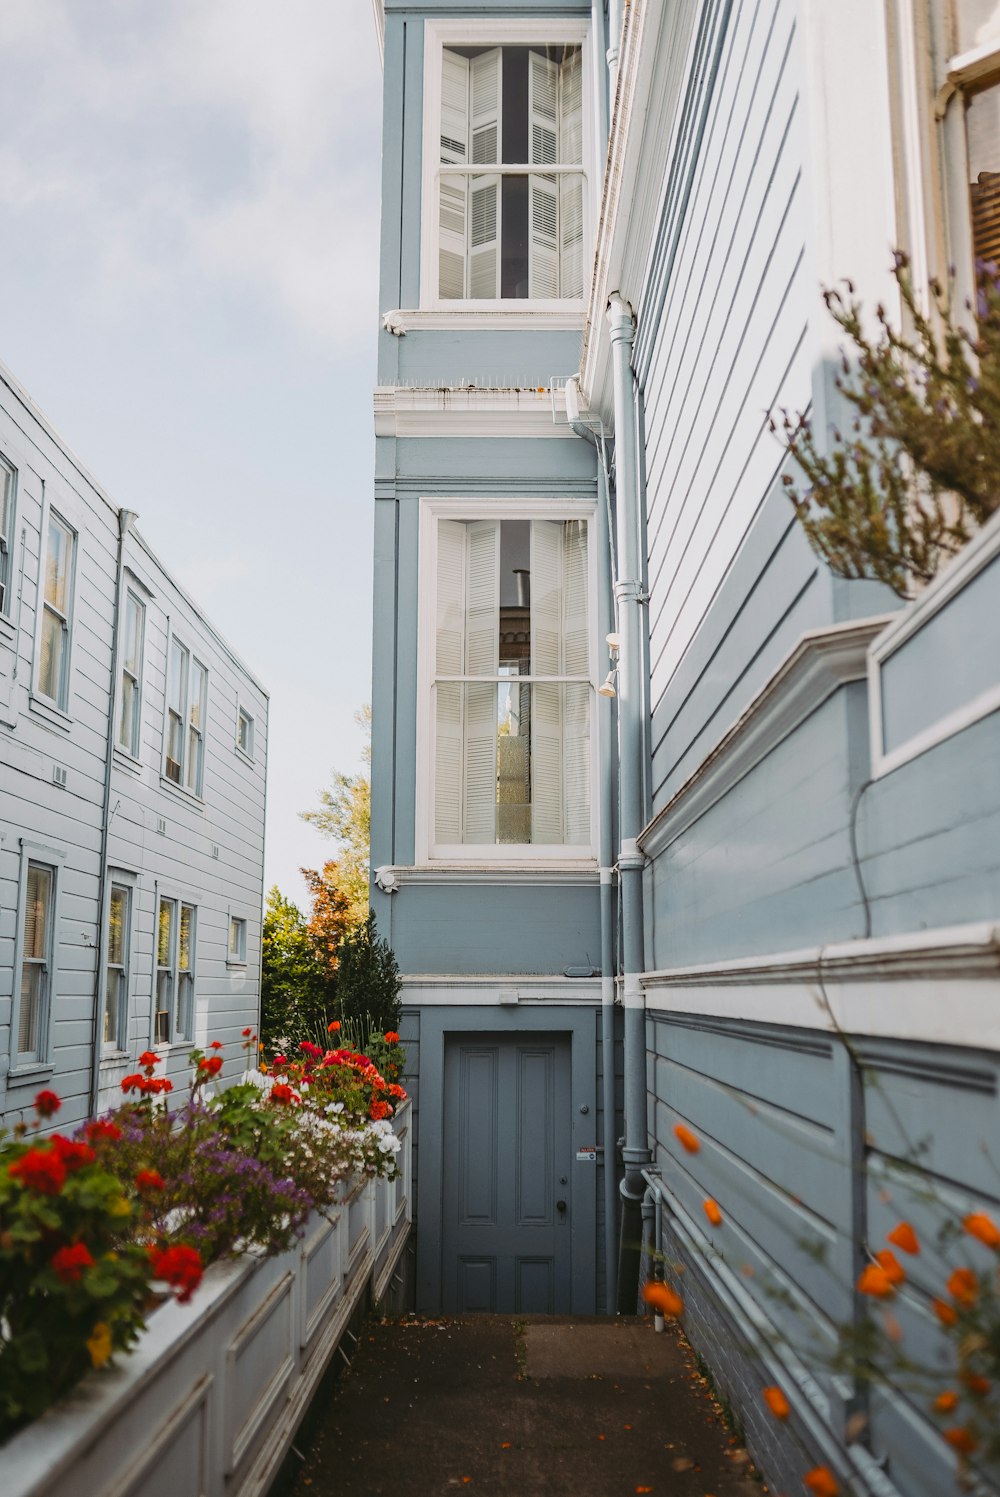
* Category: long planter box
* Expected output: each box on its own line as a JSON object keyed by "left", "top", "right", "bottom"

{"left": 4, "top": 1103, "right": 412, "bottom": 1497}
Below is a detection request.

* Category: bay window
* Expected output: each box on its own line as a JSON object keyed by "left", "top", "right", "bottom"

{"left": 425, "top": 25, "right": 588, "bottom": 305}
{"left": 425, "top": 507, "right": 594, "bottom": 856}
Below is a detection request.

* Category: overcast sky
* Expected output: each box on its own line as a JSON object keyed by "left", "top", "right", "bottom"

{"left": 0, "top": 0, "right": 383, "bottom": 906}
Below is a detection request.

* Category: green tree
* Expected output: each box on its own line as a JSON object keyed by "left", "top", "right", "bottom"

{"left": 300, "top": 706, "right": 371, "bottom": 926}
{"left": 773, "top": 255, "right": 1000, "bottom": 597}
{"left": 260, "top": 886, "right": 332, "bottom": 1048}
{"left": 334, "top": 912, "right": 401, "bottom": 1044}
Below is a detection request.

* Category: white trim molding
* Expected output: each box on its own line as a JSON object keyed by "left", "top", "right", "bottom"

{"left": 643, "top": 921, "right": 1000, "bottom": 1051}
{"left": 382, "top": 309, "right": 585, "bottom": 335}
{"left": 401, "top": 974, "right": 602, "bottom": 1007}
{"left": 869, "top": 507, "right": 1000, "bottom": 779}
{"left": 373, "top": 385, "right": 574, "bottom": 439}
{"left": 638, "top": 615, "right": 895, "bottom": 859}
{"left": 374, "top": 863, "right": 599, "bottom": 888}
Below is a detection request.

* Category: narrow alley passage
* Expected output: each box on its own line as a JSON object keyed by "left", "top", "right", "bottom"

{"left": 280, "top": 1316, "right": 763, "bottom": 1497}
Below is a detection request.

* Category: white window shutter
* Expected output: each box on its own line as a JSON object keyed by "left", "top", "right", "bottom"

{"left": 529, "top": 174, "right": 559, "bottom": 299}
{"left": 435, "top": 520, "right": 467, "bottom": 842}
{"left": 529, "top": 51, "right": 559, "bottom": 166}
{"left": 560, "top": 520, "right": 590, "bottom": 843}
{"left": 469, "top": 175, "right": 500, "bottom": 297}
{"left": 462, "top": 521, "right": 500, "bottom": 842}
{"left": 558, "top": 50, "right": 584, "bottom": 298}
{"left": 470, "top": 50, "right": 500, "bottom": 165}
{"left": 439, "top": 50, "right": 470, "bottom": 299}
{"left": 531, "top": 520, "right": 565, "bottom": 842}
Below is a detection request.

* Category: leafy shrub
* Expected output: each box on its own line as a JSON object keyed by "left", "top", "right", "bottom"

{"left": 334, "top": 912, "right": 401, "bottom": 1040}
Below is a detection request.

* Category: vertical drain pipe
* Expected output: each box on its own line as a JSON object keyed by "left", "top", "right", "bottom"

{"left": 565, "top": 375, "right": 619, "bottom": 1312}
{"left": 607, "top": 293, "right": 650, "bottom": 1314}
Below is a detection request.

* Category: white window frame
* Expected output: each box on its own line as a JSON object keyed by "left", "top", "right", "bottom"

{"left": 117, "top": 588, "right": 146, "bottom": 759}
{"left": 152, "top": 892, "right": 197, "bottom": 1046}
{"left": 33, "top": 504, "right": 77, "bottom": 715}
{"left": 420, "top": 18, "right": 592, "bottom": 315}
{"left": 103, "top": 872, "right": 136, "bottom": 1054}
{"left": 228, "top": 913, "right": 248, "bottom": 966}
{"left": 236, "top": 703, "right": 255, "bottom": 761}
{"left": 9, "top": 839, "right": 65, "bottom": 1075}
{"left": 162, "top": 628, "right": 209, "bottom": 798}
{"left": 415, "top": 496, "right": 600, "bottom": 866}
{"left": 0, "top": 452, "right": 17, "bottom": 621}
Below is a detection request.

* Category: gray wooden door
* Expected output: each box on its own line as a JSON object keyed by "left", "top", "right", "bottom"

{"left": 442, "top": 1031, "right": 573, "bottom": 1313}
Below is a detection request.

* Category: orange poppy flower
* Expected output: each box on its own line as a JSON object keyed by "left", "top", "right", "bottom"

{"left": 641, "top": 1280, "right": 684, "bottom": 1317}
{"left": 673, "top": 1123, "right": 700, "bottom": 1154}
{"left": 943, "top": 1427, "right": 977, "bottom": 1455}
{"left": 803, "top": 1465, "right": 840, "bottom": 1496}
{"left": 932, "top": 1297, "right": 957, "bottom": 1326}
{"left": 947, "top": 1267, "right": 978, "bottom": 1307}
{"left": 886, "top": 1221, "right": 919, "bottom": 1255}
{"left": 933, "top": 1390, "right": 958, "bottom": 1414}
{"left": 703, "top": 1198, "right": 723, "bottom": 1227}
{"left": 960, "top": 1371, "right": 990, "bottom": 1397}
{"left": 857, "top": 1263, "right": 895, "bottom": 1298}
{"left": 962, "top": 1211, "right": 1000, "bottom": 1250}
{"left": 762, "top": 1385, "right": 790, "bottom": 1420}
{"left": 874, "top": 1249, "right": 906, "bottom": 1286}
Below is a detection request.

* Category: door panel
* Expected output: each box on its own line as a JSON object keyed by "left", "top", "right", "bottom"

{"left": 442, "top": 1032, "right": 572, "bottom": 1313}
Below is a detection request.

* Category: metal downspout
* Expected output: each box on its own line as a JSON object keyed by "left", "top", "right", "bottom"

{"left": 89, "top": 508, "right": 136, "bottom": 1120}
{"left": 607, "top": 293, "right": 650, "bottom": 1314}
{"left": 563, "top": 377, "right": 619, "bottom": 1313}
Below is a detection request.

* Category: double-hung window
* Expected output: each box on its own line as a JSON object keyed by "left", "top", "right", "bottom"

{"left": 931, "top": 5, "right": 1000, "bottom": 285}
{"left": 118, "top": 591, "right": 145, "bottom": 756}
{"left": 37, "top": 511, "right": 75, "bottom": 709}
{"left": 229, "top": 915, "right": 247, "bottom": 964}
{"left": 424, "top": 506, "right": 594, "bottom": 857}
{"left": 15, "top": 859, "right": 57, "bottom": 1065}
{"left": 154, "top": 896, "right": 195, "bottom": 1043}
{"left": 0, "top": 455, "right": 16, "bottom": 617}
{"left": 104, "top": 882, "right": 131, "bottom": 1051}
{"left": 164, "top": 636, "right": 208, "bottom": 795}
{"left": 429, "top": 29, "right": 586, "bottom": 303}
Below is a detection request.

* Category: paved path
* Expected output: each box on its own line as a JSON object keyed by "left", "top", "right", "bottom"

{"left": 283, "top": 1315, "right": 763, "bottom": 1497}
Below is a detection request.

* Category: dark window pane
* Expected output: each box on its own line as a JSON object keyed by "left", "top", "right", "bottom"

{"left": 502, "top": 47, "right": 528, "bottom": 163}
{"left": 501, "top": 174, "right": 529, "bottom": 298}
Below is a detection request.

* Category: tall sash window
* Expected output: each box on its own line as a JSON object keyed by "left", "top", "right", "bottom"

{"left": 432, "top": 515, "right": 592, "bottom": 850}
{"left": 437, "top": 44, "right": 585, "bottom": 300}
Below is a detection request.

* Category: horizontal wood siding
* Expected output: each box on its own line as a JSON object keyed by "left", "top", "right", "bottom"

{"left": 637, "top": 0, "right": 819, "bottom": 819}
{"left": 0, "top": 370, "right": 267, "bottom": 1130}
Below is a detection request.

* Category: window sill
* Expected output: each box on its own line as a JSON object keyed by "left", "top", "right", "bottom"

{"left": 226, "top": 959, "right": 248, "bottom": 971}
{"left": 28, "top": 694, "right": 72, "bottom": 732}
{"left": 7, "top": 1060, "right": 55, "bottom": 1085}
{"left": 113, "top": 745, "right": 143, "bottom": 775}
{"left": 234, "top": 744, "right": 255, "bottom": 766}
{"left": 158, "top": 774, "right": 205, "bottom": 810}
{"left": 385, "top": 306, "right": 585, "bottom": 334}
{"left": 0, "top": 613, "right": 16, "bottom": 646}
{"left": 379, "top": 862, "right": 600, "bottom": 888}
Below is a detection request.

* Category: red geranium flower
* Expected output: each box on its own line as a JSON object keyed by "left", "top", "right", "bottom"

{"left": 327, "top": 1021, "right": 340, "bottom": 1033}
{"left": 148, "top": 1243, "right": 203, "bottom": 1303}
{"left": 370, "top": 1099, "right": 391, "bottom": 1121}
{"left": 388, "top": 1084, "right": 407, "bottom": 1098}
{"left": 270, "top": 1083, "right": 294, "bottom": 1105}
{"left": 209, "top": 1040, "right": 224, "bottom": 1051}
{"left": 137, "top": 1050, "right": 159, "bottom": 1068}
{"left": 50, "top": 1136, "right": 96, "bottom": 1171}
{"left": 135, "top": 1169, "right": 166, "bottom": 1192}
{"left": 242, "top": 1027, "right": 253, "bottom": 1037}
{"left": 52, "top": 1242, "right": 95, "bottom": 1282}
{"left": 85, "top": 1118, "right": 122, "bottom": 1143}
{"left": 8, "top": 1147, "right": 67, "bottom": 1195}
{"left": 384, "top": 1031, "right": 400, "bottom": 1044}
{"left": 34, "top": 1088, "right": 62, "bottom": 1118}
{"left": 198, "top": 1056, "right": 223, "bottom": 1076}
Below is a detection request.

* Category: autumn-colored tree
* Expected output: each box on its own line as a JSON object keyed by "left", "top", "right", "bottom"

{"left": 300, "top": 706, "right": 371, "bottom": 926}
{"left": 773, "top": 255, "right": 1000, "bottom": 598}
{"left": 300, "top": 861, "right": 354, "bottom": 981}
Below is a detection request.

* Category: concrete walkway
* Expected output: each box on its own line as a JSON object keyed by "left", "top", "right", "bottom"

{"left": 283, "top": 1315, "right": 763, "bottom": 1497}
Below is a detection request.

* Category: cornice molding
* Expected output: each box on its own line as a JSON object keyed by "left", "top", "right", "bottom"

{"left": 373, "top": 384, "right": 580, "bottom": 438}
{"left": 638, "top": 615, "right": 895, "bottom": 858}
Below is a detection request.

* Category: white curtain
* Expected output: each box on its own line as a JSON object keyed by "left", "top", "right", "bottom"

{"left": 530, "top": 519, "right": 590, "bottom": 844}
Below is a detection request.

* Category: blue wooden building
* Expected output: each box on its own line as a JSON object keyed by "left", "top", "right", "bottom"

{"left": 369, "top": 2, "right": 1000, "bottom": 1492}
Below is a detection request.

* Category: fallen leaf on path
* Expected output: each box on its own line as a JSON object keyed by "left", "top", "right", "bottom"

{"left": 671, "top": 1457, "right": 695, "bottom": 1471}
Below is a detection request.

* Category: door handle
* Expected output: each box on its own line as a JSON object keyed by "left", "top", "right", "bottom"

{"left": 556, "top": 1199, "right": 567, "bottom": 1214}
